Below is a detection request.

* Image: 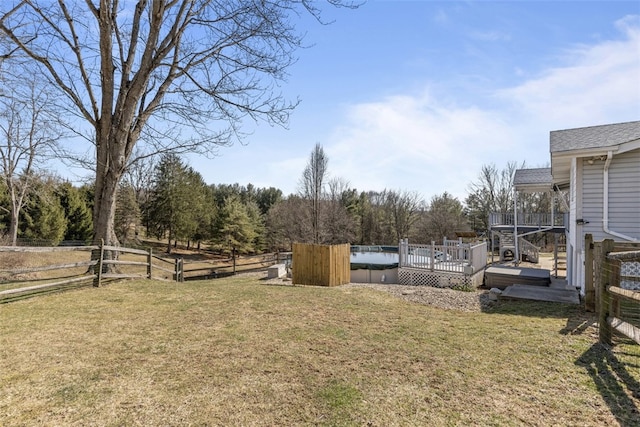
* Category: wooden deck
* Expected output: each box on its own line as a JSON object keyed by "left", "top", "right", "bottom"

{"left": 499, "top": 284, "right": 580, "bottom": 304}
{"left": 484, "top": 266, "right": 551, "bottom": 289}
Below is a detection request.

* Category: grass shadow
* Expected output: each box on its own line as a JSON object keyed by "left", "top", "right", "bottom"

{"left": 559, "top": 310, "right": 597, "bottom": 336}
{"left": 483, "top": 299, "right": 583, "bottom": 318}
{"left": 576, "top": 342, "right": 640, "bottom": 426}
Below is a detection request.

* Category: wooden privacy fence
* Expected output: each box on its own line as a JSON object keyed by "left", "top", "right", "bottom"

{"left": 584, "top": 235, "right": 640, "bottom": 346}
{"left": 292, "top": 243, "right": 350, "bottom": 287}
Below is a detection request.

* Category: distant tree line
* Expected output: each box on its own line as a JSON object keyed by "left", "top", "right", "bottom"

{"left": 0, "top": 145, "right": 555, "bottom": 252}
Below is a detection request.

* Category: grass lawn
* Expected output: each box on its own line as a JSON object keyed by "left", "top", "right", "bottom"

{"left": 1, "top": 276, "right": 639, "bottom": 426}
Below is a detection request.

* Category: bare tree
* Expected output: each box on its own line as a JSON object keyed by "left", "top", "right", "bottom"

{"left": 0, "top": 1, "right": 355, "bottom": 247}
{"left": 299, "top": 143, "right": 328, "bottom": 244}
{"left": 324, "top": 177, "right": 355, "bottom": 244}
{"left": 465, "top": 162, "right": 522, "bottom": 236}
{"left": 0, "top": 73, "right": 62, "bottom": 245}
{"left": 121, "top": 150, "right": 157, "bottom": 236}
{"left": 384, "top": 189, "right": 423, "bottom": 243}
{"left": 266, "top": 195, "right": 312, "bottom": 250}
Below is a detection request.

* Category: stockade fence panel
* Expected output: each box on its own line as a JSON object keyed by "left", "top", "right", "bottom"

{"left": 292, "top": 243, "right": 350, "bottom": 287}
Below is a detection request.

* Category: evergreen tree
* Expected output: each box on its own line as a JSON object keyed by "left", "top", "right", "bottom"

{"left": 214, "top": 195, "right": 258, "bottom": 254}
{"left": 423, "top": 192, "right": 468, "bottom": 242}
{"left": 146, "top": 154, "right": 206, "bottom": 252}
{"left": 255, "top": 186, "right": 283, "bottom": 216}
{"left": 245, "top": 200, "right": 266, "bottom": 252}
{"left": 114, "top": 184, "right": 141, "bottom": 244}
{"left": 57, "top": 182, "right": 93, "bottom": 242}
{"left": 192, "top": 184, "right": 216, "bottom": 250}
{"left": 20, "top": 180, "right": 66, "bottom": 244}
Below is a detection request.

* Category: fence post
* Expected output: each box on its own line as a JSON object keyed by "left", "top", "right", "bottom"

{"left": 584, "top": 234, "right": 594, "bottom": 311}
{"left": 94, "top": 239, "right": 105, "bottom": 287}
{"left": 610, "top": 258, "right": 621, "bottom": 319}
{"left": 175, "top": 258, "right": 179, "bottom": 282}
{"left": 232, "top": 247, "right": 236, "bottom": 275}
{"left": 598, "top": 239, "right": 615, "bottom": 345}
{"left": 147, "top": 247, "right": 153, "bottom": 279}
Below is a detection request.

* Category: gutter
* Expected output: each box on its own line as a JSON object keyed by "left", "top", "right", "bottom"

{"left": 603, "top": 150, "right": 640, "bottom": 242}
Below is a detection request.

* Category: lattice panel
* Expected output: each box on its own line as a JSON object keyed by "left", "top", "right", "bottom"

{"left": 398, "top": 268, "right": 480, "bottom": 289}
{"left": 621, "top": 261, "right": 640, "bottom": 290}
{"left": 621, "top": 261, "right": 640, "bottom": 277}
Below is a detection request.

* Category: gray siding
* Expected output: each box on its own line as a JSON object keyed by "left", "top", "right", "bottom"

{"left": 609, "top": 150, "right": 640, "bottom": 236}
{"left": 581, "top": 149, "right": 640, "bottom": 240}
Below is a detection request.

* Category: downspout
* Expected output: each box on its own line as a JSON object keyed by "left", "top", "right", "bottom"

{"left": 513, "top": 189, "right": 519, "bottom": 265}
{"left": 602, "top": 151, "right": 640, "bottom": 242}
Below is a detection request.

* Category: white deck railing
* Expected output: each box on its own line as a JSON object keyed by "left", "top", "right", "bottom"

{"left": 490, "top": 212, "right": 567, "bottom": 228}
{"left": 398, "top": 239, "right": 487, "bottom": 274}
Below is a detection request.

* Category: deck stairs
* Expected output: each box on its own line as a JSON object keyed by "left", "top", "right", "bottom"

{"left": 494, "top": 230, "right": 539, "bottom": 263}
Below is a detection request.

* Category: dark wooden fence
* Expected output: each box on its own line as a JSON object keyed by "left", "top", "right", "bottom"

{"left": 584, "top": 235, "right": 640, "bottom": 346}
{"left": 584, "top": 235, "right": 640, "bottom": 312}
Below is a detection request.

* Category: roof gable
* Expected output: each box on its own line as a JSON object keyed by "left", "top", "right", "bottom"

{"left": 514, "top": 168, "right": 552, "bottom": 192}
{"left": 550, "top": 121, "right": 640, "bottom": 153}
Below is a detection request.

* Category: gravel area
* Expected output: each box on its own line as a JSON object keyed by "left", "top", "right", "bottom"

{"left": 342, "top": 283, "right": 495, "bottom": 312}
{"left": 255, "top": 271, "right": 495, "bottom": 313}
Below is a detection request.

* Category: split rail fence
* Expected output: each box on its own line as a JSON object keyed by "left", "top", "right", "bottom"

{"left": 1, "top": 243, "right": 287, "bottom": 302}
{"left": 584, "top": 235, "right": 640, "bottom": 346}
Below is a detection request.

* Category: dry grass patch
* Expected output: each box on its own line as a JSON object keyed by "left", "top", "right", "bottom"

{"left": 1, "top": 276, "right": 639, "bottom": 426}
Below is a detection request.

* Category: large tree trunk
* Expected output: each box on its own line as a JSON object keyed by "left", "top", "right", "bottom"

{"left": 91, "top": 165, "right": 123, "bottom": 278}
{"left": 93, "top": 174, "right": 120, "bottom": 247}
{"left": 9, "top": 206, "right": 19, "bottom": 247}
{"left": 92, "top": 129, "right": 128, "bottom": 276}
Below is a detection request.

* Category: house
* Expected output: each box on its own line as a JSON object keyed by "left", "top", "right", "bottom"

{"left": 550, "top": 121, "right": 640, "bottom": 294}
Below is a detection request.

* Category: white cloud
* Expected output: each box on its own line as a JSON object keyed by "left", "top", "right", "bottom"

{"left": 470, "top": 30, "right": 511, "bottom": 42}
{"left": 325, "top": 91, "right": 516, "bottom": 201}
{"left": 322, "top": 16, "right": 640, "bottom": 202}
{"left": 497, "top": 15, "right": 640, "bottom": 130}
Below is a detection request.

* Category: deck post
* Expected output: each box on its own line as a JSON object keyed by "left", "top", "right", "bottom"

{"left": 491, "top": 232, "right": 495, "bottom": 264}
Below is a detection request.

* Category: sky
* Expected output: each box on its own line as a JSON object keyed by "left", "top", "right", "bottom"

{"left": 65, "top": 1, "right": 640, "bottom": 203}
{"left": 183, "top": 0, "right": 640, "bottom": 203}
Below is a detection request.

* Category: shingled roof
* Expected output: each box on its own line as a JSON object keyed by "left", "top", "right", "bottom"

{"left": 550, "top": 121, "right": 640, "bottom": 153}
{"left": 513, "top": 168, "right": 552, "bottom": 192}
